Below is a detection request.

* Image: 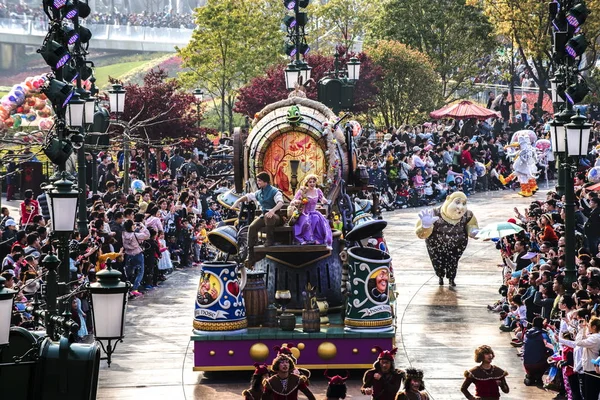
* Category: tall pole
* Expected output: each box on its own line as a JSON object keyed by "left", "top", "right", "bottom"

{"left": 563, "top": 157, "right": 576, "bottom": 296}
{"left": 73, "top": 0, "right": 88, "bottom": 237}
{"left": 509, "top": 33, "right": 515, "bottom": 124}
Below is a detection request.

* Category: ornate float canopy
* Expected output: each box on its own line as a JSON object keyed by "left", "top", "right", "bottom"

{"left": 241, "top": 96, "right": 349, "bottom": 201}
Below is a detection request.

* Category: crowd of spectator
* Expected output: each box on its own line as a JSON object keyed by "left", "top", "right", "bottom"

{"left": 361, "top": 111, "right": 597, "bottom": 211}
{"left": 486, "top": 185, "right": 600, "bottom": 397}
{"left": 1, "top": 143, "right": 234, "bottom": 341}
{"left": 0, "top": 1, "right": 195, "bottom": 29}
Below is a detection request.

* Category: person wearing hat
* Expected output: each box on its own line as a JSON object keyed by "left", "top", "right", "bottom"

{"left": 262, "top": 353, "right": 315, "bottom": 400}
{"left": 395, "top": 368, "right": 429, "bottom": 400}
{"left": 243, "top": 363, "right": 270, "bottom": 400}
{"left": 232, "top": 172, "right": 284, "bottom": 268}
{"left": 461, "top": 345, "right": 509, "bottom": 400}
{"left": 324, "top": 370, "right": 348, "bottom": 400}
{"left": 361, "top": 347, "right": 406, "bottom": 400}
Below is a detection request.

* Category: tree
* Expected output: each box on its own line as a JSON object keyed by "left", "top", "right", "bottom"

{"left": 177, "top": 0, "right": 284, "bottom": 133}
{"left": 234, "top": 50, "right": 381, "bottom": 118}
{"left": 109, "top": 68, "right": 204, "bottom": 144}
{"left": 371, "top": 0, "right": 496, "bottom": 101}
{"left": 308, "top": 0, "right": 380, "bottom": 53}
{"left": 367, "top": 40, "right": 441, "bottom": 126}
{"left": 472, "top": 0, "right": 600, "bottom": 107}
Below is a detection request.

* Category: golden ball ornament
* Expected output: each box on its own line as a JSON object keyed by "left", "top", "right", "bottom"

{"left": 228, "top": 350, "right": 234, "bottom": 356}
{"left": 290, "top": 347, "right": 300, "bottom": 360}
{"left": 209, "top": 351, "right": 216, "bottom": 356}
{"left": 317, "top": 342, "right": 337, "bottom": 360}
{"left": 352, "top": 348, "right": 359, "bottom": 354}
{"left": 297, "top": 343, "right": 305, "bottom": 350}
{"left": 249, "top": 343, "right": 270, "bottom": 361}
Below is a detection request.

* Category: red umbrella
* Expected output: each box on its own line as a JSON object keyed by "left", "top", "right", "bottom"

{"left": 430, "top": 100, "right": 500, "bottom": 120}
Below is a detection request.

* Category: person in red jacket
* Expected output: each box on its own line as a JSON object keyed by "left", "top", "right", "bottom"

{"left": 19, "top": 189, "right": 39, "bottom": 228}
{"left": 538, "top": 213, "right": 558, "bottom": 246}
{"left": 460, "top": 144, "right": 475, "bottom": 169}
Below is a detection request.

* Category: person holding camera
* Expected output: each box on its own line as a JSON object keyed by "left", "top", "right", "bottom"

{"left": 122, "top": 219, "right": 150, "bottom": 297}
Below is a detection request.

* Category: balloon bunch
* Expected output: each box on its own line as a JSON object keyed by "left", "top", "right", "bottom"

{"left": 0, "top": 75, "right": 56, "bottom": 133}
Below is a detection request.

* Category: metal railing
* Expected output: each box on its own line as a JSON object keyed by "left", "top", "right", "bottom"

{"left": 0, "top": 17, "right": 193, "bottom": 45}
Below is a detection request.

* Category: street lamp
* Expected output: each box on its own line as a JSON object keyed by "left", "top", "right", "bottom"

{"left": 565, "top": 110, "right": 592, "bottom": 158}
{"left": 347, "top": 56, "right": 361, "bottom": 81}
{"left": 108, "top": 83, "right": 126, "bottom": 115}
{"left": 193, "top": 88, "right": 204, "bottom": 129}
{"left": 0, "top": 276, "right": 16, "bottom": 346}
{"left": 87, "top": 264, "right": 130, "bottom": 367}
{"left": 285, "top": 62, "right": 300, "bottom": 90}
{"left": 46, "top": 173, "right": 79, "bottom": 233}
{"left": 65, "top": 91, "right": 85, "bottom": 128}
{"left": 297, "top": 60, "right": 312, "bottom": 85}
{"left": 108, "top": 84, "right": 129, "bottom": 191}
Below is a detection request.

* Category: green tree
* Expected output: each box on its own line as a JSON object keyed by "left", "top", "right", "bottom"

{"left": 177, "top": 0, "right": 284, "bottom": 133}
{"left": 368, "top": 40, "right": 441, "bottom": 126}
{"left": 371, "top": 0, "right": 496, "bottom": 101}
{"left": 308, "top": 0, "right": 380, "bottom": 53}
{"left": 472, "top": 0, "right": 600, "bottom": 108}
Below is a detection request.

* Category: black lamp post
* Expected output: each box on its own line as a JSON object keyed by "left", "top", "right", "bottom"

{"left": 193, "top": 88, "right": 204, "bottom": 129}
{"left": 108, "top": 84, "right": 128, "bottom": 191}
{"left": 87, "top": 264, "right": 131, "bottom": 367}
{"left": 45, "top": 172, "right": 80, "bottom": 319}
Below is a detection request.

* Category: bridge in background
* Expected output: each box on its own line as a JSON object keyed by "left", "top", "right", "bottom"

{"left": 0, "top": 18, "right": 193, "bottom": 52}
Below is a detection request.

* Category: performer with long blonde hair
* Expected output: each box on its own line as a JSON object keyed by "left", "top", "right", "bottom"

{"left": 291, "top": 174, "right": 332, "bottom": 246}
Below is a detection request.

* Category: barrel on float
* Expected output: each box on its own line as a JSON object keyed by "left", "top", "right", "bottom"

{"left": 344, "top": 247, "right": 393, "bottom": 332}
{"left": 243, "top": 271, "right": 268, "bottom": 327}
{"left": 302, "top": 309, "right": 321, "bottom": 333}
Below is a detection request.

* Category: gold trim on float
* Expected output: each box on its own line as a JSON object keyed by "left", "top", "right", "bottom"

{"left": 193, "top": 364, "right": 374, "bottom": 372}
{"left": 344, "top": 318, "right": 393, "bottom": 328}
{"left": 193, "top": 319, "right": 248, "bottom": 331}
{"left": 265, "top": 251, "right": 331, "bottom": 269}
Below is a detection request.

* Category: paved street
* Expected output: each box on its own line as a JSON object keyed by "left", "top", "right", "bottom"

{"left": 75, "top": 187, "right": 557, "bottom": 400}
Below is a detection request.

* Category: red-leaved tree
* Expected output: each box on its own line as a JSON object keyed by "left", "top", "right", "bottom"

{"left": 108, "top": 68, "right": 209, "bottom": 145}
{"left": 234, "top": 49, "right": 381, "bottom": 118}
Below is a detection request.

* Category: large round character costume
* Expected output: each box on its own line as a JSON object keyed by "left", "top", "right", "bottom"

{"left": 415, "top": 192, "right": 479, "bottom": 286}
{"left": 498, "top": 135, "right": 538, "bottom": 197}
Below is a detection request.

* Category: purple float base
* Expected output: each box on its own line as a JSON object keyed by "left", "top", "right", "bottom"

{"left": 192, "top": 330, "right": 394, "bottom": 371}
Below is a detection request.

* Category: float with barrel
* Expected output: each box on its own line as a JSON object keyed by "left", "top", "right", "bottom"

{"left": 190, "top": 93, "right": 396, "bottom": 371}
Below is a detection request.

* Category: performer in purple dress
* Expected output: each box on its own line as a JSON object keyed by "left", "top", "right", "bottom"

{"left": 292, "top": 174, "right": 332, "bottom": 246}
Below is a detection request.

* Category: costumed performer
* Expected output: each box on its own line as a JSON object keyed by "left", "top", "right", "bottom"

{"left": 243, "top": 363, "right": 270, "bottom": 400}
{"left": 262, "top": 353, "right": 316, "bottom": 400}
{"left": 291, "top": 174, "right": 332, "bottom": 246}
{"left": 415, "top": 192, "right": 479, "bottom": 287}
{"left": 498, "top": 136, "right": 538, "bottom": 197}
{"left": 361, "top": 347, "right": 406, "bottom": 400}
{"left": 395, "top": 368, "right": 429, "bottom": 400}
{"left": 323, "top": 370, "right": 348, "bottom": 400}
{"left": 232, "top": 171, "right": 284, "bottom": 268}
{"left": 460, "top": 345, "right": 509, "bottom": 400}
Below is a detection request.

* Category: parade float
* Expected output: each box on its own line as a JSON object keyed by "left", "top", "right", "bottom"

{"left": 190, "top": 94, "right": 396, "bottom": 372}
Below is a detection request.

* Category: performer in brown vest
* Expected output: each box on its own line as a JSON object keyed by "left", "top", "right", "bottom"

{"left": 361, "top": 347, "right": 406, "bottom": 400}
{"left": 263, "top": 354, "right": 316, "bottom": 400}
{"left": 461, "top": 345, "right": 509, "bottom": 400}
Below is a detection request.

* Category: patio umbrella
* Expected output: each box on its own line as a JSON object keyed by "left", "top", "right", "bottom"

{"left": 476, "top": 222, "right": 524, "bottom": 240}
{"left": 511, "top": 129, "right": 537, "bottom": 144}
{"left": 430, "top": 100, "right": 500, "bottom": 120}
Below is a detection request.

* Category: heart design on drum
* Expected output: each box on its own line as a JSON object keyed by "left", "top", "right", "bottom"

{"left": 227, "top": 281, "right": 240, "bottom": 297}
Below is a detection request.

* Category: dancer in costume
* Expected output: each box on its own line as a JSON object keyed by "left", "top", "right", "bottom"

{"left": 498, "top": 136, "right": 538, "bottom": 197}
{"left": 262, "top": 353, "right": 316, "bottom": 400}
{"left": 361, "top": 347, "right": 406, "bottom": 400}
{"left": 291, "top": 174, "right": 332, "bottom": 246}
{"left": 323, "top": 370, "right": 348, "bottom": 400}
{"left": 415, "top": 192, "right": 479, "bottom": 286}
{"left": 395, "top": 368, "right": 429, "bottom": 400}
{"left": 243, "top": 363, "right": 270, "bottom": 400}
{"left": 460, "top": 345, "right": 509, "bottom": 400}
